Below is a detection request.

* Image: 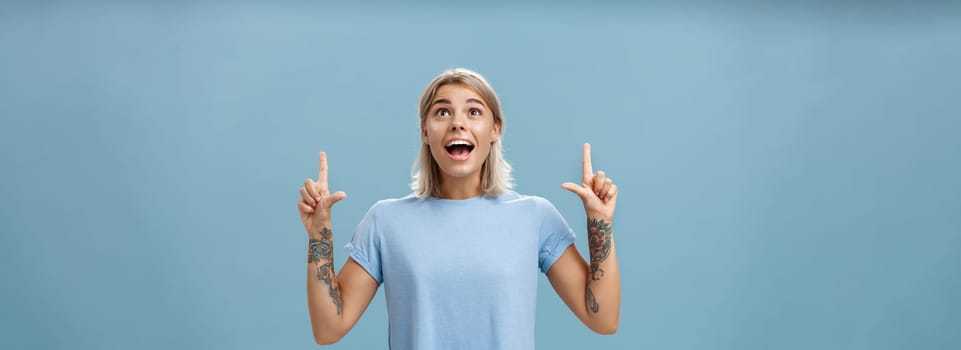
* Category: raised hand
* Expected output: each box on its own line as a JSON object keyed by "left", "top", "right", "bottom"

{"left": 561, "top": 143, "right": 618, "bottom": 221}
{"left": 298, "top": 152, "right": 347, "bottom": 235}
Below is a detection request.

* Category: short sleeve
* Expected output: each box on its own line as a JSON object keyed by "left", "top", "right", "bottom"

{"left": 536, "top": 198, "right": 576, "bottom": 274}
{"left": 344, "top": 203, "right": 383, "bottom": 284}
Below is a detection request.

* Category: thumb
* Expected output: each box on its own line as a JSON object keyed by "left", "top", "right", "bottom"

{"left": 561, "top": 182, "right": 591, "bottom": 199}
{"left": 328, "top": 191, "right": 347, "bottom": 207}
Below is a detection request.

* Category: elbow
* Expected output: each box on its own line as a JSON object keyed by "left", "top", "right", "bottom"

{"left": 313, "top": 332, "right": 344, "bottom": 345}
{"left": 589, "top": 319, "right": 619, "bottom": 335}
{"left": 312, "top": 325, "right": 346, "bottom": 345}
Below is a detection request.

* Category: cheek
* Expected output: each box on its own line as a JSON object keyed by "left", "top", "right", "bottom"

{"left": 473, "top": 127, "right": 497, "bottom": 155}
{"left": 472, "top": 122, "right": 495, "bottom": 140}
{"left": 424, "top": 124, "right": 445, "bottom": 143}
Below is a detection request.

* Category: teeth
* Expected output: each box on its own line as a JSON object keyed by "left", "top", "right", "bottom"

{"left": 446, "top": 140, "right": 474, "bottom": 147}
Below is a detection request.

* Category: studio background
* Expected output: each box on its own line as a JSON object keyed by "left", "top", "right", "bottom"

{"left": 2, "top": 1, "right": 959, "bottom": 349}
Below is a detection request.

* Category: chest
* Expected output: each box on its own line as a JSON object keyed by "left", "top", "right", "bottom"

{"left": 377, "top": 209, "right": 542, "bottom": 288}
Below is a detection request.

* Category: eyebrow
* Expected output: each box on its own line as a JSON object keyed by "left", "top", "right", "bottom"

{"left": 466, "top": 98, "right": 487, "bottom": 107}
{"left": 430, "top": 98, "right": 451, "bottom": 108}
{"left": 430, "top": 98, "right": 487, "bottom": 108}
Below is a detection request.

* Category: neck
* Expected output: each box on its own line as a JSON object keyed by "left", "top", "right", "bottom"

{"left": 437, "top": 175, "right": 483, "bottom": 200}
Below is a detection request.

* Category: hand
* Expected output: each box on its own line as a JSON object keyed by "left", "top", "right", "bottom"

{"left": 298, "top": 152, "right": 347, "bottom": 235}
{"left": 561, "top": 143, "right": 618, "bottom": 221}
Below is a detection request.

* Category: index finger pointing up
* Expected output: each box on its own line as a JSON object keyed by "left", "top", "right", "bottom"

{"left": 317, "top": 152, "right": 329, "bottom": 189}
{"left": 582, "top": 143, "right": 593, "bottom": 185}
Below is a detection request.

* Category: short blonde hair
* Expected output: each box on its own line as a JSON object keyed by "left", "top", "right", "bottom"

{"left": 411, "top": 68, "right": 513, "bottom": 199}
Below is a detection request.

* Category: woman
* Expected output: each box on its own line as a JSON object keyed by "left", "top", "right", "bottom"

{"left": 298, "top": 68, "right": 620, "bottom": 349}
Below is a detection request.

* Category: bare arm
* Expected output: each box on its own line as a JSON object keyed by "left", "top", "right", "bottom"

{"left": 299, "top": 152, "right": 379, "bottom": 344}
{"left": 551, "top": 143, "right": 621, "bottom": 334}
{"left": 547, "top": 228, "right": 620, "bottom": 334}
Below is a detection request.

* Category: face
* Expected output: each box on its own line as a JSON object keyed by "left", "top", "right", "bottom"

{"left": 422, "top": 83, "right": 500, "bottom": 182}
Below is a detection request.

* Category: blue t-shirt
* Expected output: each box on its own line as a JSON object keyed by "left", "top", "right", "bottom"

{"left": 345, "top": 190, "right": 576, "bottom": 350}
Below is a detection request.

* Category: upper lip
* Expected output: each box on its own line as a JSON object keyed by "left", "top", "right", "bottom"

{"left": 445, "top": 138, "right": 475, "bottom": 148}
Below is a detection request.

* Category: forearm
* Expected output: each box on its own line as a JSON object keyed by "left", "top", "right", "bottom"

{"left": 306, "top": 224, "right": 345, "bottom": 343}
{"left": 584, "top": 217, "right": 620, "bottom": 333}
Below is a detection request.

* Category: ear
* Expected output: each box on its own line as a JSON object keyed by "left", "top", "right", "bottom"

{"left": 491, "top": 122, "right": 501, "bottom": 143}
{"left": 422, "top": 127, "right": 429, "bottom": 145}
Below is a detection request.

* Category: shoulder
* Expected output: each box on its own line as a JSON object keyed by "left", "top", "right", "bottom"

{"left": 368, "top": 193, "right": 421, "bottom": 213}
{"left": 355, "top": 194, "right": 423, "bottom": 231}
{"left": 498, "top": 190, "right": 558, "bottom": 212}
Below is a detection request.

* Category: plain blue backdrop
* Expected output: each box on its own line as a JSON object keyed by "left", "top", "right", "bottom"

{"left": 2, "top": 1, "right": 959, "bottom": 349}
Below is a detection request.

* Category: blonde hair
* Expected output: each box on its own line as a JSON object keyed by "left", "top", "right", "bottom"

{"left": 411, "top": 68, "right": 513, "bottom": 199}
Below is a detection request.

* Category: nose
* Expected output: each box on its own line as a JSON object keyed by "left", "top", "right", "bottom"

{"left": 450, "top": 113, "right": 467, "bottom": 131}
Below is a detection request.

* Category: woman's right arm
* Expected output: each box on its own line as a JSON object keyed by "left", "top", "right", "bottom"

{"left": 299, "top": 152, "right": 380, "bottom": 344}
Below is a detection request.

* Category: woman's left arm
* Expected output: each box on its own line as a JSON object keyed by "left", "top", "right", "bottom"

{"left": 548, "top": 143, "right": 620, "bottom": 334}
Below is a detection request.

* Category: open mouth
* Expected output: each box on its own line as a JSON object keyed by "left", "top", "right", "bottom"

{"left": 445, "top": 139, "right": 475, "bottom": 160}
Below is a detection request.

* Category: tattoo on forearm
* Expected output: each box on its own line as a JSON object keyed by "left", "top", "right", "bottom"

{"left": 308, "top": 227, "right": 333, "bottom": 263}
{"left": 307, "top": 238, "right": 332, "bottom": 263}
{"left": 317, "top": 262, "right": 343, "bottom": 315}
{"left": 588, "top": 218, "right": 612, "bottom": 281}
{"left": 586, "top": 285, "right": 600, "bottom": 313}
{"left": 308, "top": 227, "right": 342, "bottom": 315}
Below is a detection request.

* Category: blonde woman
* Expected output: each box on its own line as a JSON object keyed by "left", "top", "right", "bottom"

{"left": 298, "top": 68, "right": 621, "bottom": 349}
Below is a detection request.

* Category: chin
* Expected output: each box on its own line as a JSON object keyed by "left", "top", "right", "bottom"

{"left": 438, "top": 164, "right": 481, "bottom": 179}
{"left": 432, "top": 149, "right": 487, "bottom": 178}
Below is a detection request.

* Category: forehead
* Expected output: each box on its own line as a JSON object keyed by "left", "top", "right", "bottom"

{"left": 433, "top": 83, "right": 485, "bottom": 103}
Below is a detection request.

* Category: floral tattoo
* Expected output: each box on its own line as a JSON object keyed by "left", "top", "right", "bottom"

{"left": 308, "top": 227, "right": 342, "bottom": 315}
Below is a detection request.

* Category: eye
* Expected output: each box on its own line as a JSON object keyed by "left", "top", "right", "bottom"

{"left": 469, "top": 108, "right": 482, "bottom": 116}
{"left": 436, "top": 108, "right": 450, "bottom": 117}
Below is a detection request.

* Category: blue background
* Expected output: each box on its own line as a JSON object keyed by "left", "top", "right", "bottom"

{"left": 2, "top": 1, "right": 959, "bottom": 349}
